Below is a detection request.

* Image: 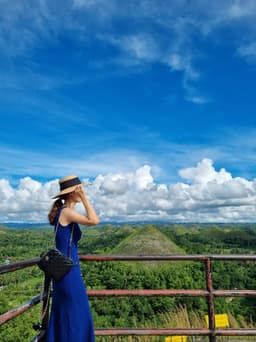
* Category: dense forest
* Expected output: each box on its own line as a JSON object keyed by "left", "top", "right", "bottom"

{"left": 0, "top": 223, "right": 256, "bottom": 341}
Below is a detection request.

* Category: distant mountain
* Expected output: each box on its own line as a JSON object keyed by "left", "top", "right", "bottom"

{"left": 0, "top": 222, "right": 50, "bottom": 229}
{"left": 111, "top": 224, "right": 185, "bottom": 255}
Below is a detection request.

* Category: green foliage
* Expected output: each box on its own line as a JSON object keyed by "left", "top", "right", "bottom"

{"left": 1, "top": 223, "right": 256, "bottom": 341}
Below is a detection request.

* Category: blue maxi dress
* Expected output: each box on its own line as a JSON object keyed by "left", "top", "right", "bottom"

{"left": 46, "top": 207, "right": 95, "bottom": 342}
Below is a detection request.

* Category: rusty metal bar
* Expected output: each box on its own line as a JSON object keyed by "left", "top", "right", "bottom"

{"left": 79, "top": 254, "right": 256, "bottom": 261}
{"left": 79, "top": 254, "right": 209, "bottom": 261}
{"left": 0, "top": 294, "right": 41, "bottom": 325}
{"left": 0, "top": 257, "right": 40, "bottom": 274}
{"left": 1, "top": 254, "right": 255, "bottom": 275}
{"left": 209, "top": 255, "right": 256, "bottom": 260}
{"left": 205, "top": 257, "right": 216, "bottom": 342}
{"left": 94, "top": 328, "right": 212, "bottom": 336}
{"left": 87, "top": 289, "right": 209, "bottom": 297}
{"left": 4, "top": 287, "right": 254, "bottom": 322}
{"left": 87, "top": 289, "right": 256, "bottom": 297}
{"left": 213, "top": 329, "right": 256, "bottom": 336}
{"left": 4, "top": 287, "right": 255, "bottom": 327}
{"left": 1, "top": 254, "right": 255, "bottom": 341}
{"left": 33, "top": 328, "right": 256, "bottom": 341}
{"left": 214, "top": 289, "right": 256, "bottom": 297}
{"left": 93, "top": 328, "right": 256, "bottom": 336}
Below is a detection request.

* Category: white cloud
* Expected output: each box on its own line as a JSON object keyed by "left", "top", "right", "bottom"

{"left": 179, "top": 159, "right": 232, "bottom": 185}
{"left": 1, "top": 126, "right": 256, "bottom": 190}
{"left": 166, "top": 54, "right": 199, "bottom": 80}
{"left": 134, "top": 165, "right": 154, "bottom": 190}
{"left": 237, "top": 42, "right": 256, "bottom": 62}
{"left": 1, "top": 0, "right": 256, "bottom": 102}
{"left": 0, "top": 177, "right": 57, "bottom": 222}
{"left": 0, "top": 179, "right": 14, "bottom": 200}
{"left": 111, "top": 34, "right": 158, "bottom": 63}
{"left": 1, "top": 159, "right": 256, "bottom": 223}
{"left": 97, "top": 174, "right": 129, "bottom": 195}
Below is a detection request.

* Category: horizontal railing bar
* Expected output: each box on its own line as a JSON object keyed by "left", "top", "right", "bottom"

{"left": 95, "top": 328, "right": 256, "bottom": 336}
{"left": 2, "top": 253, "right": 256, "bottom": 340}
{"left": 79, "top": 254, "right": 256, "bottom": 261}
{"left": 31, "top": 328, "right": 256, "bottom": 339}
{"left": 1, "top": 254, "right": 255, "bottom": 275}
{"left": 214, "top": 290, "right": 256, "bottom": 297}
{"left": 80, "top": 254, "right": 208, "bottom": 261}
{"left": 31, "top": 328, "right": 256, "bottom": 338}
{"left": 0, "top": 257, "right": 40, "bottom": 274}
{"left": 0, "top": 293, "right": 42, "bottom": 325}
{"left": 213, "top": 329, "right": 256, "bottom": 336}
{"left": 87, "top": 289, "right": 256, "bottom": 297}
{"left": 209, "top": 255, "right": 256, "bottom": 261}
{"left": 88, "top": 289, "right": 209, "bottom": 297}
{"left": 94, "top": 328, "right": 212, "bottom": 336}
{"left": 2, "top": 288, "right": 254, "bottom": 325}
{"left": 3, "top": 288, "right": 254, "bottom": 327}
{"left": 93, "top": 328, "right": 256, "bottom": 336}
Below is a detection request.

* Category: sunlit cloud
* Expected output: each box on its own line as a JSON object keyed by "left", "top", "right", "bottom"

{"left": 1, "top": 0, "right": 256, "bottom": 223}
{"left": 1, "top": 159, "right": 256, "bottom": 223}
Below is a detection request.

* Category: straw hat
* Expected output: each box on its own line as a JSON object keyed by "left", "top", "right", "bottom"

{"left": 52, "top": 175, "right": 82, "bottom": 199}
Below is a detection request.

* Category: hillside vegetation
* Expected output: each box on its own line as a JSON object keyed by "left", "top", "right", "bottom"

{"left": 112, "top": 224, "right": 185, "bottom": 255}
{"left": 0, "top": 223, "right": 256, "bottom": 341}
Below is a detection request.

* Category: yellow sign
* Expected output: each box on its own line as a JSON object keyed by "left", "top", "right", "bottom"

{"left": 165, "top": 337, "right": 187, "bottom": 342}
{"left": 205, "top": 313, "right": 229, "bottom": 328}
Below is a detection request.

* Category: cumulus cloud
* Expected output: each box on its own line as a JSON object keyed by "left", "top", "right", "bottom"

{"left": 97, "top": 174, "right": 129, "bottom": 195}
{"left": 1, "top": 159, "right": 256, "bottom": 223}
{"left": 179, "top": 159, "right": 232, "bottom": 185}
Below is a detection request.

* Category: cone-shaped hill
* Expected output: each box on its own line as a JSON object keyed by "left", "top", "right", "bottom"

{"left": 111, "top": 225, "right": 185, "bottom": 255}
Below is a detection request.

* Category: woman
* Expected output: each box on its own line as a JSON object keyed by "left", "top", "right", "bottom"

{"left": 46, "top": 175, "right": 99, "bottom": 342}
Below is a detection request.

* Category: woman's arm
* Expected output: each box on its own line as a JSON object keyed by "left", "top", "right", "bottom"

{"left": 63, "top": 187, "right": 100, "bottom": 226}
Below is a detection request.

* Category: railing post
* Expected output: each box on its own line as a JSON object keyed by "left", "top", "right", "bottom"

{"left": 205, "top": 257, "right": 216, "bottom": 342}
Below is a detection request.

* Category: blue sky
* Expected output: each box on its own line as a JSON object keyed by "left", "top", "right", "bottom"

{"left": 1, "top": 0, "right": 256, "bottom": 222}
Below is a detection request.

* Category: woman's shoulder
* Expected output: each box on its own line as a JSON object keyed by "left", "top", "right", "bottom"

{"left": 60, "top": 207, "right": 79, "bottom": 225}
{"left": 61, "top": 206, "right": 76, "bottom": 217}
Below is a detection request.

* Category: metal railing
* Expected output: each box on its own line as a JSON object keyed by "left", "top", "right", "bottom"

{"left": 1, "top": 254, "right": 256, "bottom": 341}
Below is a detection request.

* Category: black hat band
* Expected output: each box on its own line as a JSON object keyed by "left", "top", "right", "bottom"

{"left": 60, "top": 177, "right": 81, "bottom": 191}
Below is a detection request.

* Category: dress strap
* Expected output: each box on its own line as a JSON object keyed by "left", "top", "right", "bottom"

{"left": 54, "top": 206, "right": 66, "bottom": 228}
{"left": 54, "top": 205, "right": 74, "bottom": 258}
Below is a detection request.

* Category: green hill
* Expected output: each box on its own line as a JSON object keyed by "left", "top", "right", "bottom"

{"left": 111, "top": 224, "right": 185, "bottom": 255}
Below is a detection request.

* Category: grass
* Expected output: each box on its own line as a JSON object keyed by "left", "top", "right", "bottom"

{"left": 95, "top": 305, "right": 255, "bottom": 342}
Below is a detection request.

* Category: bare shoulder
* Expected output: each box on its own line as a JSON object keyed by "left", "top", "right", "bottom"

{"left": 63, "top": 207, "right": 99, "bottom": 226}
{"left": 58, "top": 207, "right": 73, "bottom": 226}
{"left": 62, "top": 207, "right": 73, "bottom": 214}
{"left": 61, "top": 207, "right": 76, "bottom": 219}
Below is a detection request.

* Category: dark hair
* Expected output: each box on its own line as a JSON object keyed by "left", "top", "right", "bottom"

{"left": 48, "top": 198, "right": 64, "bottom": 225}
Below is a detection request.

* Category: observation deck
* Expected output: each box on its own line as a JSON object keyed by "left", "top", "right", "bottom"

{"left": 1, "top": 254, "right": 256, "bottom": 341}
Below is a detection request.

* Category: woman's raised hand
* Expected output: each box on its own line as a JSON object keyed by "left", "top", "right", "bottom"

{"left": 75, "top": 185, "right": 86, "bottom": 198}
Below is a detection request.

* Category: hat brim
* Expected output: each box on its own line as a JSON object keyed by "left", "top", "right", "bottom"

{"left": 52, "top": 185, "right": 78, "bottom": 199}
{"left": 51, "top": 182, "right": 92, "bottom": 199}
